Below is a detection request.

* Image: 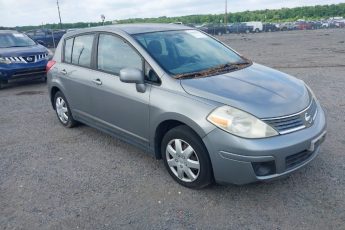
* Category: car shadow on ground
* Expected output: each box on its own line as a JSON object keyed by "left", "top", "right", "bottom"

{"left": 0, "top": 79, "right": 46, "bottom": 91}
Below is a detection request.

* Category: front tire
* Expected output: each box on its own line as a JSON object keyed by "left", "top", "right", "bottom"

{"left": 161, "top": 125, "right": 213, "bottom": 189}
{"left": 54, "top": 91, "right": 76, "bottom": 128}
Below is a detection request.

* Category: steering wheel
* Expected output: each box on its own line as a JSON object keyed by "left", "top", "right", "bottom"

{"left": 189, "top": 54, "right": 202, "bottom": 63}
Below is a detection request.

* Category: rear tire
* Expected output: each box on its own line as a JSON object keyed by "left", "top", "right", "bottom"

{"left": 54, "top": 91, "right": 76, "bottom": 128}
{"left": 161, "top": 125, "right": 213, "bottom": 189}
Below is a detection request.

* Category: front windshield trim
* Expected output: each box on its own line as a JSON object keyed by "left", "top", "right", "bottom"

{"left": 133, "top": 29, "right": 250, "bottom": 78}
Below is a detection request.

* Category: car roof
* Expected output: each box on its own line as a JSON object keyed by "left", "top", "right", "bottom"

{"left": 65, "top": 23, "right": 192, "bottom": 36}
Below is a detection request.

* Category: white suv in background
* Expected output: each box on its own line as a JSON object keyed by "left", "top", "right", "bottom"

{"left": 245, "top": 21, "right": 263, "bottom": 32}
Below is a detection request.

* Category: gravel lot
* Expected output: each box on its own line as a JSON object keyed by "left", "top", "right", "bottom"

{"left": 1, "top": 29, "right": 345, "bottom": 229}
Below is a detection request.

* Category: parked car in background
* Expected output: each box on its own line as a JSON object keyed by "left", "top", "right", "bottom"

{"left": 245, "top": 21, "right": 263, "bottom": 32}
{"left": 47, "top": 24, "right": 326, "bottom": 188}
{"left": 279, "top": 22, "right": 296, "bottom": 31}
{"left": 332, "top": 19, "right": 345, "bottom": 28}
{"left": 25, "top": 29, "right": 66, "bottom": 48}
{"left": 295, "top": 21, "right": 313, "bottom": 30}
{"left": 263, "top": 23, "right": 278, "bottom": 32}
{"left": 228, "top": 23, "right": 253, "bottom": 34}
{"left": 321, "top": 21, "right": 330, "bottom": 28}
{"left": 199, "top": 23, "right": 227, "bottom": 36}
{"left": 310, "top": 21, "right": 322, "bottom": 29}
{"left": 0, "top": 30, "right": 52, "bottom": 88}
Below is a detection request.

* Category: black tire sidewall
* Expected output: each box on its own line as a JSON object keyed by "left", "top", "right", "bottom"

{"left": 161, "top": 125, "right": 213, "bottom": 189}
{"left": 54, "top": 91, "right": 75, "bottom": 128}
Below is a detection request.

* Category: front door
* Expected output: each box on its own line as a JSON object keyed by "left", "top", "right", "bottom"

{"left": 89, "top": 33, "right": 151, "bottom": 149}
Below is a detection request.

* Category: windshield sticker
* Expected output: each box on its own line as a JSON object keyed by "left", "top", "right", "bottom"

{"left": 13, "top": 33, "right": 25, "bottom": 38}
{"left": 186, "top": 30, "right": 208, "bottom": 38}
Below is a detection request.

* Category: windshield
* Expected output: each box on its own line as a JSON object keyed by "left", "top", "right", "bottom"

{"left": 134, "top": 30, "right": 248, "bottom": 77}
{"left": 0, "top": 32, "right": 36, "bottom": 48}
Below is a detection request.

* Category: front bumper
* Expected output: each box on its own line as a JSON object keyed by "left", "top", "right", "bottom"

{"left": 203, "top": 101, "right": 327, "bottom": 185}
{"left": 0, "top": 60, "right": 47, "bottom": 81}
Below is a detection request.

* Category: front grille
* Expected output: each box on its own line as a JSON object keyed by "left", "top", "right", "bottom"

{"left": 4, "top": 53, "right": 48, "bottom": 63}
{"left": 23, "top": 56, "right": 35, "bottom": 63}
{"left": 263, "top": 99, "right": 317, "bottom": 135}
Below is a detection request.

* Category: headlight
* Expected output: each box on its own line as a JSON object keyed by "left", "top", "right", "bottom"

{"left": 0, "top": 57, "right": 11, "bottom": 64}
{"left": 207, "top": 106, "right": 278, "bottom": 138}
{"left": 46, "top": 49, "right": 54, "bottom": 60}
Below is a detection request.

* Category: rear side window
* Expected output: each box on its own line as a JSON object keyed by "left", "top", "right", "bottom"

{"left": 97, "top": 34, "right": 142, "bottom": 75}
{"left": 71, "top": 35, "right": 94, "bottom": 67}
{"left": 64, "top": 38, "right": 74, "bottom": 63}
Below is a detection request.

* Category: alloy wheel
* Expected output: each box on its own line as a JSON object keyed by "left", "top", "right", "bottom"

{"left": 55, "top": 97, "right": 69, "bottom": 124}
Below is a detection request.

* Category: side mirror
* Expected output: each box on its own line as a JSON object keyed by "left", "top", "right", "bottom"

{"left": 120, "top": 68, "right": 146, "bottom": 93}
{"left": 37, "top": 40, "right": 45, "bottom": 46}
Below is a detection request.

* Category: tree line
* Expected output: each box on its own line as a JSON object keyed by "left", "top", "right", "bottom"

{"left": 2, "top": 3, "right": 344, "bottom": 31}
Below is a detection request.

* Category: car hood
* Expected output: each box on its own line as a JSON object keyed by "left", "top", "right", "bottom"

{"left": 0, "top": 45, "right": 47, "bottom": 57}
{"left": 180, "top": 63, "right": 310, "bottom": 118}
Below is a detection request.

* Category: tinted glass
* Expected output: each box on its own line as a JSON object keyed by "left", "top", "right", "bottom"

{"left": 134, "top": 30, "right": 244, "bottom": 75}
{"left": 64, "top": 38, "right": 74, "bottom": 63}
{"left": 0, "top": 33, "right": 36, "bottom": 48}
{"left": 71, "top": 35, "right": 94, "bottom": 67}
{"left": 97, "top": 34, "right": 142, "bottom": 75}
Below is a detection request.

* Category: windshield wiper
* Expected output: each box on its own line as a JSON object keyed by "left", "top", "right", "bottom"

{"left": 174, "top": 62, "right": 248, "bottom": 79}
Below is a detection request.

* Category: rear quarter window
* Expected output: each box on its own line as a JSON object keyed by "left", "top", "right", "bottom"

{"left": 64, "top": 38, "right": 74, "bottom": 63}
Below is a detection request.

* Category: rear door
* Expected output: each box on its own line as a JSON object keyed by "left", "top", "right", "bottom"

{"left": 57, "top": 33, "right": 96, "bottom": 118}
{"left": 89, "top": 33, "right": 151, "bottom": 149}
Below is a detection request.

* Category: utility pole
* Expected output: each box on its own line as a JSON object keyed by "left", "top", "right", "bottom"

{"left": 101, "top": 14, "right": 106, "bottom": 26}
{"left": 224, "top": 0, "right": 228, "bottom": 26}
{"left": 57, "top": 0, "right": 63, "bottom": 29}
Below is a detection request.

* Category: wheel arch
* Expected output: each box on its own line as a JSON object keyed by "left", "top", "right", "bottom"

{"left": 152, "top": 114, "right": 214, "bottom": 159}
{"left": 50, "top": 86, "right": 61, "bottom": 109}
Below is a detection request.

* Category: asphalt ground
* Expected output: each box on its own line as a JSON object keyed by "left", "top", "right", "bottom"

{"left": 0, "top": 28, "right": 344, "bottom": 229}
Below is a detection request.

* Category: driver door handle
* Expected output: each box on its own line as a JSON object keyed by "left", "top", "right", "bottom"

{"left": 92, "top": 79, "right": 102, "bottom": 85}
{"left": 60, "top": 69, "right": 68, "bottom": 75}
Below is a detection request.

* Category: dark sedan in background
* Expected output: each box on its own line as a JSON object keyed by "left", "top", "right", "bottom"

{"left": 198, "top": 23, "right": 228, "bottom": 36}
{"left": 228, "top": 23, "right": 254, "bottom": 33}
{"left": 25, "top": 29, "right": 66, "bottom": 48}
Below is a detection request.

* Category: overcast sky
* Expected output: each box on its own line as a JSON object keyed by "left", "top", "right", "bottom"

{"left": 0, "top": 0, "right": 344, "bottom": 27}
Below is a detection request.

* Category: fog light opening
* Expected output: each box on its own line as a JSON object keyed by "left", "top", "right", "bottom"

{"left": 252, "top": 161, "right": 276, "bottom": 176}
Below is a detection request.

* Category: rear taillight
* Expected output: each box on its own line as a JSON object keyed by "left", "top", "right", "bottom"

{"left": 46, "top": 60, "right": 56, "bottom": 72}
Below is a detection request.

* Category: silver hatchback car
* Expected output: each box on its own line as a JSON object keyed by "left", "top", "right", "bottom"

{"left": 47, "top": 24, "right": 327, "bottom": 189}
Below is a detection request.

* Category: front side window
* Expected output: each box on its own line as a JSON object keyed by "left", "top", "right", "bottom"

{"left": 71, "top": 34, "right": 94, "bottom": 67}
{"left": 134, "top": 30, "right": 246, "bottom": 76}
{"left": 97, "top": 34, "right": 142, "bottom": 75}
